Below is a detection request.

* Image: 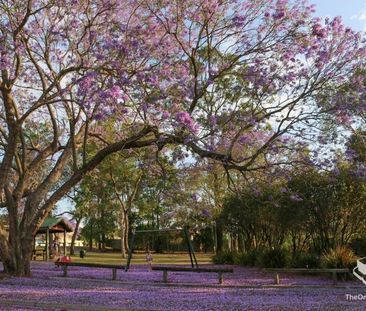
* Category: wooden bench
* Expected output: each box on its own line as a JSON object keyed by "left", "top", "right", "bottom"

{"left": 55, "top": 262, "right": 125, "bottom": 280}
{"left": 151, "top": 266, "right": 234, "bottom": 284}
{"left": 263, "top": 268, "right": 351, "bottom": 285}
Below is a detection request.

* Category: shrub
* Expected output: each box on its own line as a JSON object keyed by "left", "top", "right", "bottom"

{"left": 290, "top": 253, "right": 320, "bottom": 268}
{"left": 237, "top": 249, "right": 264, "bottom": 267}
{"left": 320, "top": 246, "right": 357, "bottom": 269}
{"left": 212, "top": 251, "right": 238, "bottom": 264}
{"left": 349, "top": 238, "right": 366, "bottom": 256}
{"left": 260, "top": 248, "right": 289, "bottom": 268}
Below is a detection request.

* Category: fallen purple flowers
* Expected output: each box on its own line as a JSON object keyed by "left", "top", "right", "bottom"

{"left": 0, "top": 262, "right": 365, "bottom": 310}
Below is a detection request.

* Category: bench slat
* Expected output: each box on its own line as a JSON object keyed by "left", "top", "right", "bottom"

{"left": 56, "top": 262, "right": 125, "bottom": 269}
{"left": 263, "top": 268, "right": 349, "bottom": 273}
{"left": 151, "top": 266, "right": 233, "bottom": 273}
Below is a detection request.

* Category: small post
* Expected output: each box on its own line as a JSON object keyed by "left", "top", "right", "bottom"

{"left": 63, "top": 230, "right": 67, "bottom": 255}
{"left": 275, "top": 273, "right": 280, "bottom": 285}
{"left": 163, "top": 270, "right": 168, "bottom": 283}
{"left": 62, "top": 265, "right": 68, "bottom": 277}
{"left": 218, "top": 271, "right": 223, "bottom": 284}
{"left": 112, "top": 268, "right": 117, "bottom": 280}
{"left": 45, "top": 228, "right": 50, "bottom": 261}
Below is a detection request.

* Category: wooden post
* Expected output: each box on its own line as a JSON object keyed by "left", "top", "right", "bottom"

{"left": 45, "top": 228, "right": 50, "bottom": 261}
{"left": 63, "top": 230, "right": 67, "bottom": 255}
{"left": 112, "top": 268, "right": 117, "bottom": 280}
{"left": 163, "top": 270, "right": 168, "bottom": 283}
{"left": 218, "top": 272, "right": 223, "bottom": 284}
{"left": 275, "top": 273, "right": 280, "bottom": 285}
{"left": 63, "top": 265, "right": 68, "bottom": 277}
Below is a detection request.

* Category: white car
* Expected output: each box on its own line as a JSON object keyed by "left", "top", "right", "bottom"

{"left": 353, "top": 257, "right": 366, "bottom": 285}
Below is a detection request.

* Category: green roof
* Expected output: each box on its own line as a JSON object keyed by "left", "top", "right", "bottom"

{"left": 37, "top": 217, "right": 73, "bottom": 233}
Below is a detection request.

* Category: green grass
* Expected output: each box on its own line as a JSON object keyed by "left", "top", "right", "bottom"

{"left": 70, "top": 251, "right": 213, "bottom": 265}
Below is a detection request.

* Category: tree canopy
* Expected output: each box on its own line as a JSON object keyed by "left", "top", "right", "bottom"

{"left": 1, "top": 0, "right": 366, "bottom": 276}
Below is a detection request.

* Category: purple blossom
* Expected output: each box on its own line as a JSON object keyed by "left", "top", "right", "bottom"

{"left": 272, "top": 9, "right": 286, "bottom": 20}
{"left": 109, "top": 85, "right": 121, "bottom": 98}
{"left": 175, "top": 111, "right": 199, "bottom": 134}
{"left": 312, "top": 23, "right": 327, "bottom": 38}
{"left": 162, "top": 111, "right": 170, "bottom": 120}
{"left": 345, "top": 148, "right": 357, "bottom": 161}
{"left": 208, "top": 115, "right": 217, "bottom": 127}
{"left": 352, "top": 165, "right": 366, "bottom": 181}
{"left": 201, "top": 209, "right": 210, "bottom": 218}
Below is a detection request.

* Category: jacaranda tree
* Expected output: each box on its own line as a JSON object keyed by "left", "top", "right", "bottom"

{"left": 0, "top": 0, "right": 365, "bottom": 275}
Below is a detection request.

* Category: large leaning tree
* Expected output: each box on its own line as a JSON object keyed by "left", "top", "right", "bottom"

{"left": 0, "top": 0, "right": 365, "bottom": 276}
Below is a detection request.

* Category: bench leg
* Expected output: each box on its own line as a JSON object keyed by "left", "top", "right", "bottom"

{"left": 275, "top": 273, "right": 280, "bottom": 285}
{"left": 218, "top": 272, "right": 223, "bottom": 284}
{"left": 112, "top": 268, "right": 117, "bottom": 280}
{"left": 62, "top": 265, "right": 68, "bottom": 277}
{"left": 163, "top": 270, "right": 168, "bottom": 283}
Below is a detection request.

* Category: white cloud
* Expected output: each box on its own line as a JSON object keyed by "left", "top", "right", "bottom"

{"left": 351, "top": 12, "right": 366, "bottom": 21}
{"left": 351, "top": 3, "right": 366, "bottom": 30}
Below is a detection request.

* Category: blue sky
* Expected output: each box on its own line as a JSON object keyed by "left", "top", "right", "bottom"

{"left": 311, "top": 0, "right": 366, "bottom": 30}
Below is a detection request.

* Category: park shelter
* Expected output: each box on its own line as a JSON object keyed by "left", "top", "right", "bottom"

{"left": 36, "top": 217, "right": 73, "bottom": 260}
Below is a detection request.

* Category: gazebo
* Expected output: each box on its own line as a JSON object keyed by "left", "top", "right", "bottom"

{"left": 35, "top": 217, "right": 73, "bottom": 260}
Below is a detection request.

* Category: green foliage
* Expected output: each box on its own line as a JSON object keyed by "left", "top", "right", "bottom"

{"left": 212, "top": 251, "right": 238, "bottom": 265}
{"left": 347, "top": 129, "right": 366, "bottom": 163}
{"left": 237, "top": 250, "right": 263, "bottom": 267}
{"left": 220, "top": 165, "right": 366, "bottom": 260}
{"left": 220, "top": 184, "right": 288, "bottom": 252}
{"left": 260, "top": 249, "right": 289, "bottom": 268}
{"left": 349, "top": 237, "right": 366, "bottom": 256}
{"left": 320, "top": 246, "right": 357, "bottom": 269}
{"left": 290, "top": 253, "right": 320, "bottom": 268}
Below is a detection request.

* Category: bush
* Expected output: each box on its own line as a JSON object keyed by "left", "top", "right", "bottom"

{"left": 320, "top": 246, "right": 357, "bottom": 269}
{"left": 212, "top": 251, "right": 238, "bottom": 264}
{"left": 290, "top": 253, "right": 320, "bottom": 268}
{"left": 260, "top": 248, "right": 289, "bottom": 268}
{"left": 237, "top": 249, "right": 263, "bottom": 267}
{"left": 349, "top": 238, "right": 366, "bottom": 256}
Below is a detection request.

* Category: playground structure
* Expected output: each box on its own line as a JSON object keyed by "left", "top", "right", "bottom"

{"left": 125, "top": 227, "right": 199, "bottom": 271}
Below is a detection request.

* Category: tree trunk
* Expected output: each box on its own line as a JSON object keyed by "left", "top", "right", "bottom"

{"left": 0, "top": 127, "right": 155, "bottom": 277}
{"left": 0, "top": 222, "right": 36, "bottom": 276}
{"left": 89, "top": 225, "right": 93, "bottom": 251}
{"left": 216, "top": 221, "right": 224, "bottom": 253}
{"left": 120, "top": 210, "right": 129, "bottom": 258}
{"left": 69, "top": 217, "right": 82, "bottom": 256}
{"left": 124, "top": 212, "right": 129, "bottom": 253}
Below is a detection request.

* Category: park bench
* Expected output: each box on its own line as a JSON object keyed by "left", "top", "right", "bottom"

{"left": 263, "top": 268, "right": 351, "bottom": 285}
{"left": 151, "top": 266, "right": 234, "bottom": 284}
{"left": 55, "top": 262, "right": 125, "bottom": 280}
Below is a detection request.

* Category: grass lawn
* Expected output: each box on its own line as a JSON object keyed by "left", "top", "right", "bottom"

{"left": 69, "top": 251, "right": 213, "bottom": 265}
